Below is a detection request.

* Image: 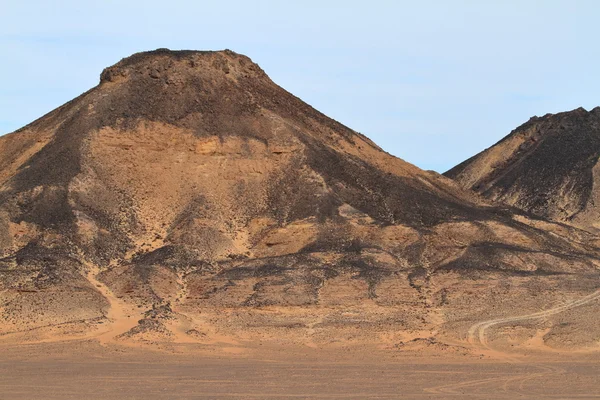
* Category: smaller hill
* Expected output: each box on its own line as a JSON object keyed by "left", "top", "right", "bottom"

{"left": 445, "top": 107, "right": 600, "bottom": 231}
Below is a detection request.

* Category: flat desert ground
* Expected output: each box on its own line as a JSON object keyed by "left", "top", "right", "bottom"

{"left": 0, "top": 340, "right": 599, "bottom": 399}
{"left": 3, "top": 278, "right": 600, "bottom": 398}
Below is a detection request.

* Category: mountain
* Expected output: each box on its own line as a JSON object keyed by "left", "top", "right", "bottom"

{"left": 1, "top": 50, "right": 599, "bottom": 350}
{"left": 445, "top": 107, "right": 600, "bottom": 232}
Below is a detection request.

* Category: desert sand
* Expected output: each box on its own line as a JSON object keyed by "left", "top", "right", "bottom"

{"left": 1, "top": 283, "right": 599, "bottom": 399}
{"left": 1, "top": 342, "right": 599, "bottom": 399}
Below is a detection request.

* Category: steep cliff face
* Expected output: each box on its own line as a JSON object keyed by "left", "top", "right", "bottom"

{"left": 1, "top": 50, "right": 599, "bottom": 346}
{"left": 445, "top": 107, "right": 600, "bottom": 231}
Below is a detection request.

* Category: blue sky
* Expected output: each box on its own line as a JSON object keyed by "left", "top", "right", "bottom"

{"left": 2, "top": 0, "right": 599, "bottom": 172}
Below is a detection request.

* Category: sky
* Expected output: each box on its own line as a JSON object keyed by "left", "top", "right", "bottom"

{"left": 1, "top": 0, "right": 599, "bottom": 172}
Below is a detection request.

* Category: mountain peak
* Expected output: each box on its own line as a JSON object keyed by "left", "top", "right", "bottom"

{"left": 446, "top": 105, "right": 600, "bottom": 230}
{"left": 99, "top": 48, "right": 265, "bottom": 84}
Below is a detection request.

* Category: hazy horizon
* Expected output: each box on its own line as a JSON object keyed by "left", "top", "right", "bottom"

{"left": 2, "top": 0, "right": 599, "bottom": 172}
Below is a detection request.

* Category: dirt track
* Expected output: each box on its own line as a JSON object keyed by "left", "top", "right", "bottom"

{"left": 423, "top": 288, "right": 600, "bottom": 396}
{"left": 468, "top": 288, "right": 600, "bottom": 349}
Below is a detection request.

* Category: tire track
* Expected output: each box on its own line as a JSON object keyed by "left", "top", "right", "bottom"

{"left": 468, "top": 289, "right": 600, "bottom": 349}
{"left": 426, "top": 288, "right": 600, "bottom": 395}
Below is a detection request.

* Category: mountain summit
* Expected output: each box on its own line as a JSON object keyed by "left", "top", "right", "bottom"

{"left": 1, "top": 50, "right": 598, "bottom": 348}
{"left": 445, "top": 107, "right": 600, "bottom": 231}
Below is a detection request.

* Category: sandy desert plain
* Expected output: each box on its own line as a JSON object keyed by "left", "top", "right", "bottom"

{"left": 1, "top": 332, "right": 600, "bottom": 399}
{"left": 1, "top": 280, "right": 599, "bottom": 399}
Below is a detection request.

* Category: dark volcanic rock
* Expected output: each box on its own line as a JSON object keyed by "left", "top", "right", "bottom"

{"left": 445, "top": 107, "right": 600, "bottom": 231}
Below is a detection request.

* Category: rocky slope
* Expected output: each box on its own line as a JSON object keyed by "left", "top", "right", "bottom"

{"left": 445, "top": 107, "right": 600, "bottom": 232}
{"left": 1, "top": 50, "right": 599, "bottom": 350}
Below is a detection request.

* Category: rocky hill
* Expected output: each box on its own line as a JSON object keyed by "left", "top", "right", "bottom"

{"left": 445, "top": 107, "right": 600, "bottom": 232}
{"left": 1, "top": 50, "right": 599, "bottom": 351}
